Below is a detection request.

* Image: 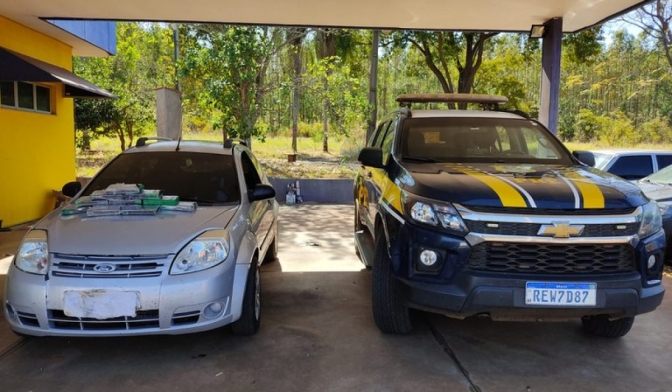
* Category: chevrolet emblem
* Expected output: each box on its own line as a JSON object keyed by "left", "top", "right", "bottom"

{"left": 537, "top": 222, "right": 584, "bottom": 238}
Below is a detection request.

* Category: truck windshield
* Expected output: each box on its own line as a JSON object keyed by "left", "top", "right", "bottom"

{"left": 82, "top": 152, "right": 241, "bottom": 205}
{"left": 399, "top": 117, "right": 574, "bottom": 165}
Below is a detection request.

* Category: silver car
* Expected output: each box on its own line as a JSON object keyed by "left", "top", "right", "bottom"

{"left": 4, "top": 138, "right": 278, "bottom": 337}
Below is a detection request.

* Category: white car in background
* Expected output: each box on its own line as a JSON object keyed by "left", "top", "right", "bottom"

{"left": 590, "top": 149, "right": 672, "bottom": 181}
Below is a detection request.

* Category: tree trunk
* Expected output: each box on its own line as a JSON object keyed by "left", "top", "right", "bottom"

{"left": 367, "top": 30, "right": 380, "bottom": 142}
{"left": 322, "top": 76, "right": 329, "bottom": 153}
{"left": 290, "top": 29, "right": 305, "bottom": 154}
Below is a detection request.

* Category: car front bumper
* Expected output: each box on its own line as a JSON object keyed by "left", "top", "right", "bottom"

{"left": 4, "top": 259, "right": 250, "bottom": 337}
{"left": 392, "top": 223, "right": 666, "bottom": 320}
{"left": 396, "top": 273, "right": 665, "bottom": 320}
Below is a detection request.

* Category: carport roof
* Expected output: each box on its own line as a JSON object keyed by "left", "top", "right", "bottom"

{"left": 0, "top": 47, "right": 116, "bottom": 98}
{"left": 1, "top": 0, "right": 651, "bottom": 56}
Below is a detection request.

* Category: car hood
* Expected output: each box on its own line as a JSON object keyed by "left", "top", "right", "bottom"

{"left": 637, "top": 181, "right": 672, "bottom": 202}
{"left": 36, "top": 205, "right": 239, "bottom": 255}
{"left": 398, "top": 162, "right": 648, "bottom": 210}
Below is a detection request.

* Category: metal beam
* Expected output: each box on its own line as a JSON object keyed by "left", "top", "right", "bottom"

{"left": 539, "top": 17, "right": 562, "bottom": 134}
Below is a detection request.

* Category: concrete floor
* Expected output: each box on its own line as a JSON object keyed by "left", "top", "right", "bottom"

{"left": 0, "top": 204, "right": 671, "bottom": 392}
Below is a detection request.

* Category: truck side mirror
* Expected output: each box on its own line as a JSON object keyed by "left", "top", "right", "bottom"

{"left": 573, "top": 151, "right": 595, "bottom": 167}
{"left": 358, "top": 147, "right": 385, "bottom": 168}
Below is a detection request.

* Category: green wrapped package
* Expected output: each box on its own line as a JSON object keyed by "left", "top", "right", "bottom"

{"left": 137, "top": 195, "right": 180, "bottom": 206}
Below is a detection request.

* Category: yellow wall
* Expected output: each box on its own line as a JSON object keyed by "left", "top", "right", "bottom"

{"left": 0, "top": 16, "right": 75, "bottom": 226}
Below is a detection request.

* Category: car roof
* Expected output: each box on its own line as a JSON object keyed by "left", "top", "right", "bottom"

{"left": 123, "top": 140, "right": 234, "bottom": 155}
{"left": 408, "top": 110, "right": 527, "bottom": 120}
{"left": 590, "top": 149, "right": 672, "bottom": 155}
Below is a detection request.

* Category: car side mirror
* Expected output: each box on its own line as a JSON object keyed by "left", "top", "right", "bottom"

{"left": 573, "top": 150, "right": 595, "bottom": 167}
{"left": 358, "top": 147, "right": 385, "bottom": 168}
{"left": 62, "top": 181, "right": 82, "bottom": 198}
{"left": 250, "top": 184, "right": 276, "bottom": 202}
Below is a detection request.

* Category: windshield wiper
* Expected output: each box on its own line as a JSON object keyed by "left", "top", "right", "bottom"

{"left": 402, "top": 156, "right": 437, "bottom": 163}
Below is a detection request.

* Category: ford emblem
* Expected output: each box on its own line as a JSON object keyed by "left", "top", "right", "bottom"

{"left": 93, "top": 263, "right": 117, "bottom": 273}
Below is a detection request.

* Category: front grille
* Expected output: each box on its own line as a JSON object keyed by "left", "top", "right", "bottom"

{"left": 48, "top": 309, "right": 160, "bottom": 330}
{"left": 172, "top": 310, "right": 201, "bottom": 326}
{"left": 466, "top": 221, "right": 639, "bottom": 237}
{"left": 467, "top": 243, "right": 634, "bottom": 274}
{"left": 51, "top": 253, "right": 169, "bottom": 278}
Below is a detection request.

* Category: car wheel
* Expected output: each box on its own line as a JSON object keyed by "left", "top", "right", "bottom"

{"left": 231, "top": 262, "right": 261, "bottom": 336}
{"left": 581, "top": 315, "right": 634, "bottom": 338}
{"left": 371, "top": 231, "right": 413, "bottom": 334}
{"left": 263, "top": 229, "right": 278, "bottom": 264}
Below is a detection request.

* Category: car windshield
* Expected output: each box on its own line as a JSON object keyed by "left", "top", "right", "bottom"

{"left": 82, "top": 151, "right": 241, "bottom": 205}
{"left": 591, "top": 152, "right": 614, "bottom": 170}
{"left": 642, "top": 164, "right": 672, "bottom": 185}
{"left": 399, "top": 117, "right": 573, "bottom": 164}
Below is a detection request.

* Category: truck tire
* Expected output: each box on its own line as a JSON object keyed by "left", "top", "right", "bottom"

{"left": 371, "top": 231, "right": 413, "bottom": 334}
{"left": 232, "top": 263, "right": 261, "bottom": 336}
{"left": 581, "top": 315, "right": 634, "bottom": 338}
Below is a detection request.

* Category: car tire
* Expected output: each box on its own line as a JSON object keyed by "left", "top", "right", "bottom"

{"left": 263, "top": 230, "right": 278, "bottom": 264}
{"left": 371, "top": 231, "right": 413, "bottom": 334}
{"left": 231, "top": 262, "right": 261, "bottom": 336}
{"left": 581, "top": 315, "right": 634, "bottom": 338}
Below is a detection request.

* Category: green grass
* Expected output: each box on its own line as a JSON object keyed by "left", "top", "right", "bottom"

{"left": 78, "top": 132, "right": 362, "bottom": 179}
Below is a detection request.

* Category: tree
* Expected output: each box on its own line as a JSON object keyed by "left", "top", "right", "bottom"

{"left": 75, "top": 22, "right": 174, "bottom": 150}
{"left": 180, "top": 25, "right": 305, "bottom": 147}
{"left": 391, "top": 31, "right": 498, "bottom": 107}
{"left": 622, "top": 0, "right": 672, "bottom": 69}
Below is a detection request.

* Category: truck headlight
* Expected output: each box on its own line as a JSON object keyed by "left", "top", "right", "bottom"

{"left": 170, "top": 230, "right": 230, "bottom": 275}
{"left": 403, "top": 194, "right": 468, "bottom": 236}
{"left": 15, "top": 230, "right": 49, "bottom": 275}
{"left": 638, "top": 201, "right": 663, "bottom": 238}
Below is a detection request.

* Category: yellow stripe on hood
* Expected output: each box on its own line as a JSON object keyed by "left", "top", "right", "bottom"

{"left": 563, "top": 170, "right": 605, "bottom": 208}
{"left": 448, "top": 165, "right": 527, "bottom": 207}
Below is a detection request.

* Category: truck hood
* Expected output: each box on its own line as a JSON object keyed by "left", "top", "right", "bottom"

{"left": 36, "top": 205, "right": 239, "bottom": 255}
{"left": 399, "top": 162, "right": 648, "bottom": 210}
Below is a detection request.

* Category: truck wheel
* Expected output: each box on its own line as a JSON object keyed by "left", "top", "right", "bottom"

{"left": 354, "top": 201, "right": 365, "bottom": 232}
{"left": 371, "top": 232, "right": 413, "bottom": 334}
{"left": 354, "top": 202, "right": 364, "bottom": 261}
{"left": 232, "top": 263, "right": 261, "bottom": 336}
{"left": 581, "top": 315, "right": 634, "bottom": 338}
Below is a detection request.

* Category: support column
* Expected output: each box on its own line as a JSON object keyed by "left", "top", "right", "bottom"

{"left": 539, "top": 17, "right": 562, "bottom": 134}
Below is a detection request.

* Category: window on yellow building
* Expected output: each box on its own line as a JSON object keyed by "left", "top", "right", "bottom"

{"left": 0, "top": 81, "right": 52, "bottom": 114}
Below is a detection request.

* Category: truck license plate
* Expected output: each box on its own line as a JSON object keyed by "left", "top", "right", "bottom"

{"left": 525, "top": 282, "right": 596, "bottom": 306}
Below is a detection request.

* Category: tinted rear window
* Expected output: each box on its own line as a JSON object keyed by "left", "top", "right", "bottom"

{"left": 83, "top": 152, "right": 240, "bottom": 205}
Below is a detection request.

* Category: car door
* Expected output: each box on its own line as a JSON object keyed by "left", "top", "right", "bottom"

{"left": 368, "top": 119, "right": 397, "bottom": 228}
{"left": 240, "top": 151, "right": 272, "bottom": 251}
{"left": 358, "top": 121, "right": 388, "bottom": 230}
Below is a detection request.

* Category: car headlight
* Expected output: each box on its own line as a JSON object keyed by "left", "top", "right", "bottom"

{"left": 638, "top": 201, "right": 663, "bottom": 238}
{"left": 403, "top": 194, "right": 468, "bottom": 236}
{"left": 170, "top": 230, "right": 230, "bottom": 275}
{"left": 15, "top": 230, "right": 49, "bottom": 275}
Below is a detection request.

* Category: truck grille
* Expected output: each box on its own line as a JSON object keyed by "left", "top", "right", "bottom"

{"left": 466, "top": 221, "right": 639, "bottom": 237}
{"left": 51, "top": 253, "right": 169, "bottom": 278}
{"left": 467, "top": 243, "right": 635, "bottom": 274}
{"left": 48, "top": 309, "right": 160, "bottom": 330}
